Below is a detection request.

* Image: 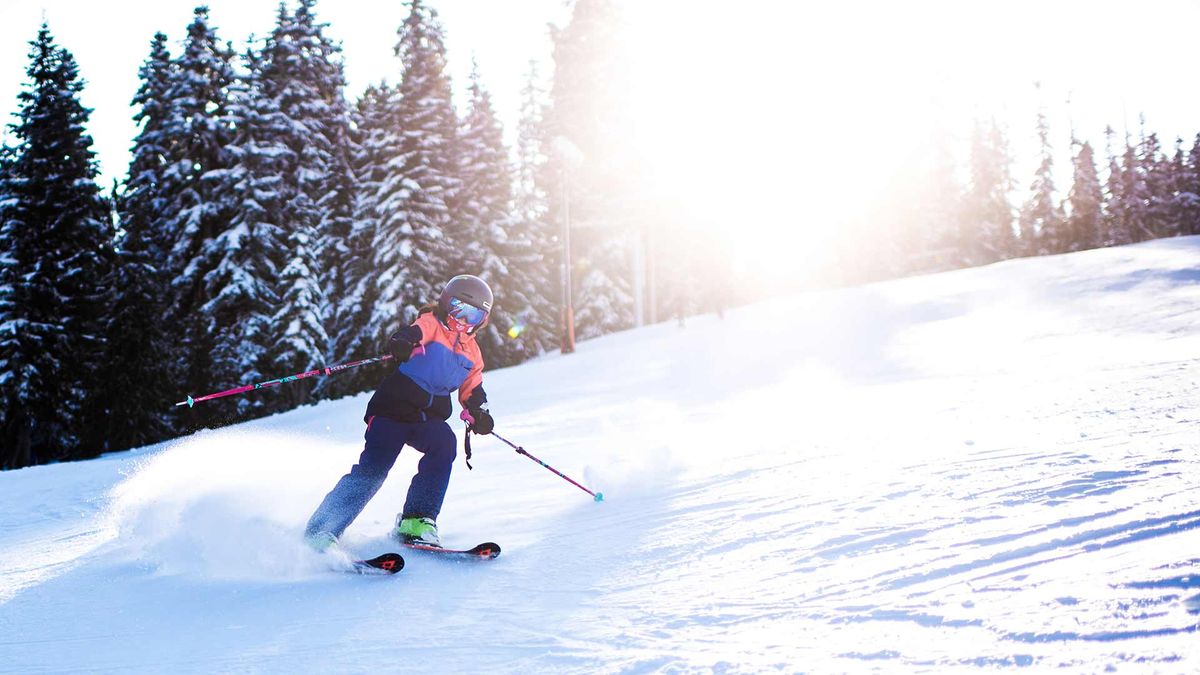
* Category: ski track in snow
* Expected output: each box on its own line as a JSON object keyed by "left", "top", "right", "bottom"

{"left": 1, "top": 238, "right": 1198, "bottom": 673}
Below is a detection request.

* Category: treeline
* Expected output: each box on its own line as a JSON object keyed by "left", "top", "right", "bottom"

{"left": 851, "top": 111, "right": 1200, "bottom": 282}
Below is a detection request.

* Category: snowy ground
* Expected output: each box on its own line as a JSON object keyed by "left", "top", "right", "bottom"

{"left": 1, "top": 238, "right": 1198, "bottom": 673}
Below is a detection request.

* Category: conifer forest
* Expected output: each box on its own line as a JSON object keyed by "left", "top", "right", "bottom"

{"left": 1, "top": 0, "right": 1198, "bottom": 469}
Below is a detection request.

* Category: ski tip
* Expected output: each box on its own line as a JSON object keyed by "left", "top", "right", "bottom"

{"left": 355, "top": 552, "right": 405, "bottom": 574}
{"left": 471, "top": 542, "right": 501, "bottom": 559}
{"left": 594, "top": 492, "right": 604, "bottom": 502}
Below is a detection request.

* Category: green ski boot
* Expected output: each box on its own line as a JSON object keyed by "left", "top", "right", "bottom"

{"left": 394, "top": 516, "right": 441, "bottom": 547}
{"left": 305, "top": 530, "right": 339, "bottom": 552}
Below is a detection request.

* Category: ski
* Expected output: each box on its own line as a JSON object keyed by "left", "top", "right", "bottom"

{"left": 350, "top": 552, "right": 405, "bottom": 574}
{"left": 401, "top": 541, "right": 501, "bottom": 561}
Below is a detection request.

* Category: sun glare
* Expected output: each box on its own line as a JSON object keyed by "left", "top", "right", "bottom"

{"left": 620, "top": 2, "right": 957, "bottom": 290}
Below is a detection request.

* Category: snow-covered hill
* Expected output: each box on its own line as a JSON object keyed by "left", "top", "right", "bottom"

{"left": 2, "top": 238, "right": 1198, "bottom": 673}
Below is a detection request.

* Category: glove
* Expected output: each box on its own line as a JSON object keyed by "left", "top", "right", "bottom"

{"left": 389, "top": 332, "right": 418, "bottom": 363}
{"left": 460, "top": 408, "right": 494, "bottom": 435}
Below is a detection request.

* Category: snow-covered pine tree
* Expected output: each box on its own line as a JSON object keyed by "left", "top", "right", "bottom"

{"left": 886, "top": 119, "right": 963, "bottom": 274}
{"left": 542, "top": 0, "right": 636, "bottom": 339}
{"left": 98, "top": 32, "right": 182, "bottom": 452}
{"left": 504, "top": 60, "right": 559, "bottom": 356}
{"left": 454, "top": 61, "right": 531, "bottom": 367}
{"left": 197, "top": 46, "right": 287, "bottom": 417}
{"left": 1017, "top": 108, "right": 1065, "bottom": 255}
{"left": 370, "top": 0, "right": 461, "bottom": 337}
{"left": 1163, "top": 138, "right": 1194, "bottom": 239}
{"left": 1183, "top": 134, "right": 1200, "bottom": 236}
{"left": 515, "top": 61, "right": 548, "bottom": 229}
{"left": 0, "top": 24, "right": 113, "bottom": 468}
{"left": 327, "top": 82, "right": 394, "bottom": 396}
{"left": 255, "top": 0, "right": 348, "bottom": 406}
{"left": 1119, "top": 135, "right": 1151, "bottom": 243}
{"left": 924, "top": 130, "right": 965, "bottom": 271}
{"left": 123, "top": 32, "right": 175, "bottom": 262}
{"left": 1101, "top": 126, "right": 1131, "bottom": 246}
{"left": 159, "top": 7, "right": 238, "bottom": 425}
{"left": 0, "top": 137, "right": 17, "bottom": 467}
{"left": 1065, "top": 140, "right": 1104, "bottom": 252}
{"left": 1138, "top": 131, "right": 1172, "bottom": 240}
{"left": 449, "top": 61, "right": 502, "bottom": 272}
{"left": 964, "top": 118, "right": 1016, "bottom": 264}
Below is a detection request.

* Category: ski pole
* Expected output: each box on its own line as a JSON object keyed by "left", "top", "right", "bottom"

{"left": 174, "top": 354, "right": 394, "bottom": 408}
{"left": 490, "top": 431, "right": 604, "bottom": 502}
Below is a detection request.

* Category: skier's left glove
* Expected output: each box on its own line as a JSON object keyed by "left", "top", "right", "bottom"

{"left": 460, "top": 408, "right": 494, "bottom": 435}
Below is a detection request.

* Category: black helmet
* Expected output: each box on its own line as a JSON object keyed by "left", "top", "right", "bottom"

{"left": 438, "top": 274, "right": 493, "bottom": 316}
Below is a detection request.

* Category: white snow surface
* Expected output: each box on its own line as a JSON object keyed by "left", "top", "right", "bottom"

{"left": 2, "top": 238, "right": 1199, "bottom": 673}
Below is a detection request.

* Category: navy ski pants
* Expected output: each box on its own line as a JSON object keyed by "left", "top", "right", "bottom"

{"left": 305, "top": 416, "right": 457, "bottom": 539}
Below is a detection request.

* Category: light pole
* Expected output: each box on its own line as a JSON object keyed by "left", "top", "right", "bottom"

{"left": 559, "top": 161, "right": 575, "bottom": 354}
{"left": 553, "top": 136, "right": 584, "bottom": 354}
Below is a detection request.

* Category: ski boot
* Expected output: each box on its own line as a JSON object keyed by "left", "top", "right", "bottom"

{"left": 394, "top": 515, "right": 441, "bottom": 547}
{"left": 305, "top": 530, "right": 339, "bottom": 552}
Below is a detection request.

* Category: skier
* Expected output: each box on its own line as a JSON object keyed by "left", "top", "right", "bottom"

{"left": 304, "top": 275, "right": 495, "bottom": 550}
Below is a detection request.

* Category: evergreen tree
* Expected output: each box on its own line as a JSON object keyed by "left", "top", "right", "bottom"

{"left": 927, "top": 131, "right": 965, "bottom": 270}
{"left": 254, "top": 0, "right": 349, "bottom": 405}
{"left": 1102, "top": 126, "right": 1131, "bottom": 246}
{"left": 515, "top": 61, "right": 548, "bottom": 227}
{"left": 1184, "top": 134, "right": 1200, "bottom": 236}
{"left": 1163, "top": 138, "right": 1196, "bottom": 239}
{"left": 1119, "top": 137, "right": 1151, "bottom": 243}
{"left": 123, "top": 32, "right": 176, "bottom": 261}
{"left": 370, "top": 0, "right": 461, "bottom": 338}
{"left": 1017, "top": 109, "right": 1065, "bottom": 255}
{"left": 159, "top": 6, "right": 238, "bottom": 426}
{"left": 98, "top": 194, "right": 178, "bottom": 452}
{"left": 330, "top": 82, "right": 394, "bottom": 395}
{"left": 99, "top": 33, "right": 182, "bottom": 452}
{"left": 198, "top": 47, "right": 286, "bottom": 416}
{"left": 455, "top": 61, "right": 535, "bottom": 367}
{"left": 542, "top": 0, "right": 636, "bottom": 339}
{"left": 964, "top": 117, "right": 1016, "bottom": 263}
{"left": 0, "top": 24, "right": 113, "bottom": 468}
{"left": 506, "top": 61, "right": 558, "bottom": 355}
{"left": 0, "top": 139, "right": 17, "bottom": 467}
{"left": 899, "top": 121, "right": 965, "bottom": 272}
{"left": 1065, "top": 140, "right": 1104, "bottom": 251}
{"left": 1138, "top": 131, "right": 1172, "bottom": 240}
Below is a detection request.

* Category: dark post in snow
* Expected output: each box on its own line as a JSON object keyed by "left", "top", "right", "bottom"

{"left": 554, "top": 136, "right": 583, "bottom": 354}
{"left": 560, "top": 165, "right": 575, "bottom": 354}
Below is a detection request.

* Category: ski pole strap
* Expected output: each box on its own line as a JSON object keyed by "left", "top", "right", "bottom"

{"left": 463, "top": 425, "right": 474, "bottom": 470}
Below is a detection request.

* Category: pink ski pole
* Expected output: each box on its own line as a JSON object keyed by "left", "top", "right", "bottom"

{"left": 174, "top": 354, "right": 393, "bottom": 408}
{"left": 490, "top": 431, "right": 604, "bottom": 502}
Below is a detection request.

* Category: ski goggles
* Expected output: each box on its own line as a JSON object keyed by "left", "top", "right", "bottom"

{"left": 447, "top": 297, "right": 488, "bottom": 326}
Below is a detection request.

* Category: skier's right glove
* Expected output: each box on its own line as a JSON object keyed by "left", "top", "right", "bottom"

{"left": 388, "top": 327, "right": 422, "bottom": 363}
{"left": 389, "top": 336, "right": 416, "bottom": 363}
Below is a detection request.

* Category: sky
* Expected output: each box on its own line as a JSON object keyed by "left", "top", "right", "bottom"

{"left": 3, "top": 0, "right": 1200, "bottom": 287}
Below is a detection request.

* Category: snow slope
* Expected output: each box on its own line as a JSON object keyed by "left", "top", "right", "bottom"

{"left": 1, "top": 238, "right": 1198, "bottom": 673}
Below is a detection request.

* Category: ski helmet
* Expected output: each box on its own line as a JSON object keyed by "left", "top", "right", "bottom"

{"left": 438, "top": 274, "right": 493, "bottom": 318}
